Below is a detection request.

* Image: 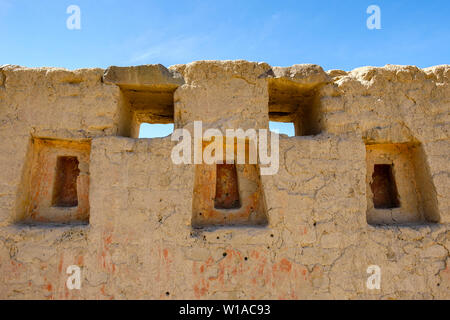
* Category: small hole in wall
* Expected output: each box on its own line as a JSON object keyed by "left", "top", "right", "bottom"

{"left": 52, "top": 156, "right": 80, "bottom": 208}
{"left": 223, "top": 252, "right": 227, "bottom": 257}
{"left": 371, "top": 164, "right": 400, "bottom": 209}
{"left": 165, "top": 292, "right": 170, "bottom": 296}
{"left": 139, "top": 123, "right": 174, "bottom": 138}
{"left": 269, "top": 121, "right": 295, "bottom": 137}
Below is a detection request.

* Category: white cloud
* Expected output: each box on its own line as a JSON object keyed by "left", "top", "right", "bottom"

{"left": 129, "top": 34, "right": 209, "bottom": 64}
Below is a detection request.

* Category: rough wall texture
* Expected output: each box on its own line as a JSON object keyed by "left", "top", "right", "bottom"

{"left": 0, "top": 61, "right": 448, "bottom": 299}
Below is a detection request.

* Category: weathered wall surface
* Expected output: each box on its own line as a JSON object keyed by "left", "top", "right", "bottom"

{"left": 321, "top": 65, "right": 450, "bottom": 223}
{"left": 0, "top": 61, "right": 448, "bottom": 299}
{"left": 0, "top": 66, "right": 122, "bottom": 226}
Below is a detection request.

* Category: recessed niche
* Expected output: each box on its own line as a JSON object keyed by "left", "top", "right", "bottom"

{"left": 192, "top": 140, "right": 268, "bottom": 228}
{"left": 214, "top": 164, "right": 241, "bottom": 210}
{"left": 366, "top": 143, "right": 440, "bottom": 225}
{"left": 268, "top": 79, "right": 322, "bottom": 136}
{"left": 20, "top": 138, "right": 91, "bottom": 223}
{"left": 52, "top": 156, "right": 80, "bottom": 208}
{"left": 371, "top": 164, "right": 400, "bottom": 209}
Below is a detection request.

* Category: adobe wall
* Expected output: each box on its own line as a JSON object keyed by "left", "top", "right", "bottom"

{"left": 0, "top": 61, "right": 448, "bottom": 299}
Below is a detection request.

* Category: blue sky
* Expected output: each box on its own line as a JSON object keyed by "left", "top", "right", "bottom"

{"left": 0, "top": 0, "right": 448, "bottom": 70}
{"left": 0, "top": 0, "right": 448, "bottom": 137}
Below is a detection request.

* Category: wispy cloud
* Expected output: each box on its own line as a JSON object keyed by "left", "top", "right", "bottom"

{"left": 129, "top": 34, "right": 209, "bottom": 65}
{"left": 125, "top": 11, "right": 283, "bottom": 66}
{"left": 247, "top": 12, "right": 282, "bottom": 50}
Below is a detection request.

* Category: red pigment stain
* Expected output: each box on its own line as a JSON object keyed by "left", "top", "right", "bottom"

{"left": 192, "top": 250, "right": 272, "bottom": 298}
{"left": 251, "top": 250, "right": 260, "bottom": 259}
{"left": 205, "top": 256, "right": 214, "bottom": 265}
{"left": 257, "top": 258, "right": 266, "bottom": 276}
{"left": 10, "top": 260, "right": 23, "bottom": 269}
{"left": 76, "top": 255, "right": 84, "bottom": 266}
{"left": 193, "top": 285, "right": 200, "bottom": 298}
{"left": 99, "top": 231, "right": 117, "bottom": 273}
{"left": 98, "top": 230, "right": 116, "bottom": 273}
{"left": 193, "top": 281, "right": 209, "bottom": 298}
{"left": 58, "top": 255, "right": 64, "bottom": 273}
{"left": 101, "top": 251, "right": 107, "bottom": 268}
{"left": 105, "top": 235, "right": 112, "bottom": 245}
{"left": 279, "top": 259, "right": 292, "bottom": 273}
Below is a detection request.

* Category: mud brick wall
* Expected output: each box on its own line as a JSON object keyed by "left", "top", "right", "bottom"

{"left": 0, "top": 61, "right": 448, "bottom": 299}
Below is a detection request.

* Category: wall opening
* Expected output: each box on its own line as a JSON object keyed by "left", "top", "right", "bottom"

{"left": 269, "top": 121, "right": 295, "bottom": 137}
{"left": 214, "top": 164, "right": 241, "bottom": 209}
{"left": 52, "top": 156, "right": 80, "bottom": 207}
{"left": 117, "top": 86, "right": 176, "bottom": 138}
{"left": 268, "top": 79, "right": 323, "bottom": 136}
{"left": 370, "top": 164, "right": 400, "bottom": 209}
{"left": 138, "top": 123, "right": 174, "bottom": 138}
